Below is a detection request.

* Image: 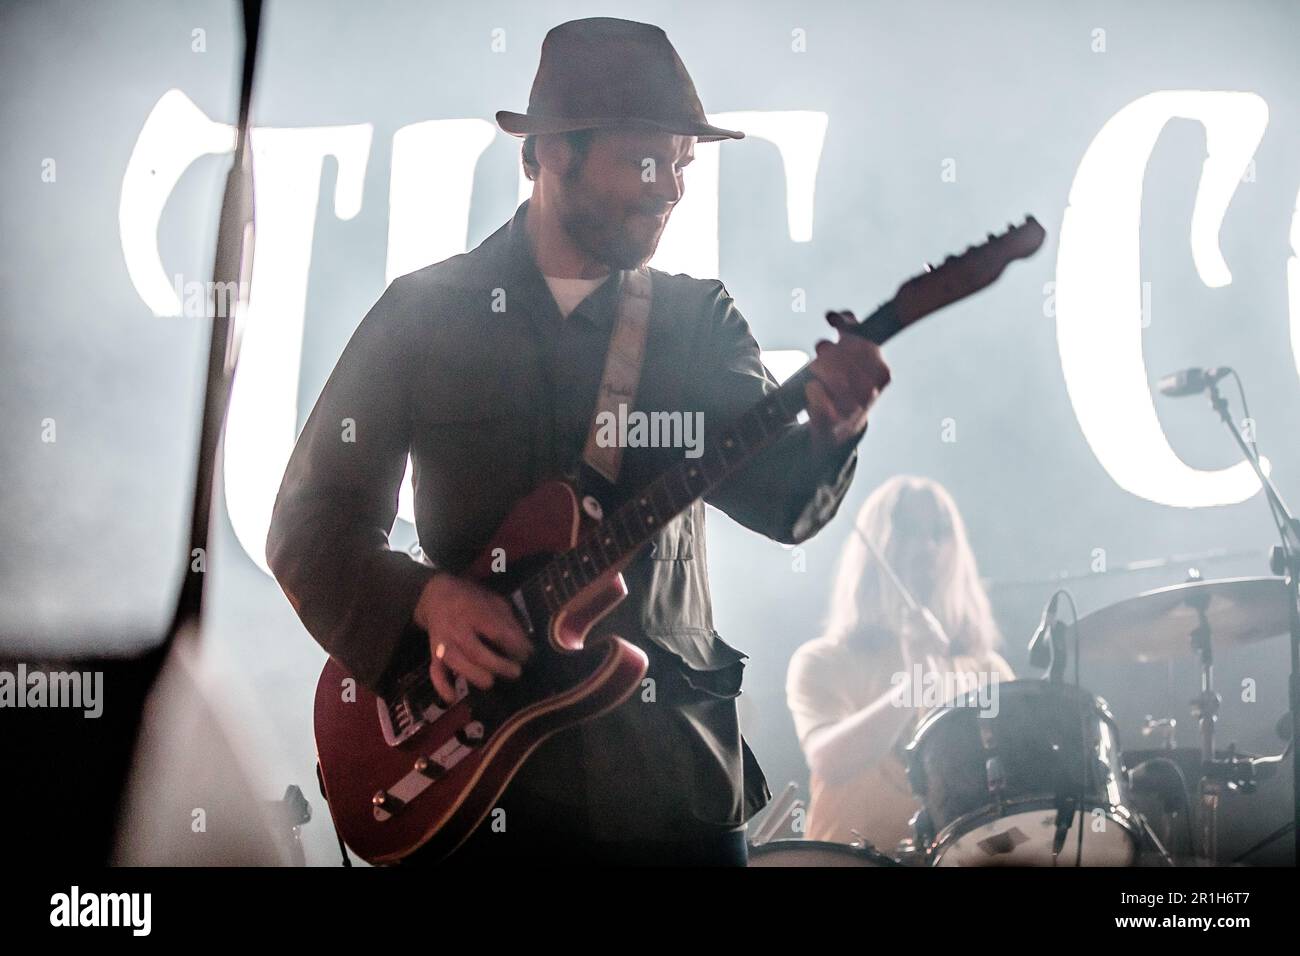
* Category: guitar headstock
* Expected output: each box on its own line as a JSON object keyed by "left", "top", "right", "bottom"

{"left": 892, "top": 216, "right": 1046, "bottom": 327}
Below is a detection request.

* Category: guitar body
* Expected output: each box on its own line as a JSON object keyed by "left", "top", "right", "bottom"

{"left": 313, "top": 480, "right": 649, "bottom": 864}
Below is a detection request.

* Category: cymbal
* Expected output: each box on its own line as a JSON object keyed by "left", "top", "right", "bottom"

{"left": 1072, "top": 577, "right": 1292, "bottom": 664}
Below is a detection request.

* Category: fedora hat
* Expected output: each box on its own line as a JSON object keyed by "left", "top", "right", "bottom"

{"left": 496, "top": 17, "right": 744, "bottom": 143}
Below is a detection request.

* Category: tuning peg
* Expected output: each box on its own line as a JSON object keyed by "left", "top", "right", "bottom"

{"left": 922, "top": 261, "right": 934, "bottom": 272}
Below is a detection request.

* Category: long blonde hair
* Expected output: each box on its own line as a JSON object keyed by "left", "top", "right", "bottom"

{"left": 823, "top": 475, "right": 1000, "bottom": 656}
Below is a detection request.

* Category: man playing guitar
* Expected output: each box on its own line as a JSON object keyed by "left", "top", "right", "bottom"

{"left": 266, "top": 16, "right": 889, "bottom": 865}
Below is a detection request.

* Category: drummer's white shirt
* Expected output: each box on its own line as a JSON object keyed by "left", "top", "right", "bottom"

{"left": 786, "top": 635, "right": 1015, "bottom": 851}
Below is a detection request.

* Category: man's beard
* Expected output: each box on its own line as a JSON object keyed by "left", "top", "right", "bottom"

{"left": 558, "top": 195, "right": 664, "bottom": 270}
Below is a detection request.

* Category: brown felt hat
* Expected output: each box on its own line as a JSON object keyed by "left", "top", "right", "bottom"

{"left": 496, "top": 17, "right": 744, "bottom": 143}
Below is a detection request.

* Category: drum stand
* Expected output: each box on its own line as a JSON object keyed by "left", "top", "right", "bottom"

{"left": 1187, "top": 600, "right": 1224, "bottom": 862}
{"left": 1135, "top": 813, "right": 1178, "bottom": 866}
{"left": 1206, "top": 380, "right": 1300, "bottom": 865}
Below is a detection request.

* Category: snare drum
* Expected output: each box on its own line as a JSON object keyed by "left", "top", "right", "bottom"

{"left": 906, "top": 680, "right": 1138, "bottom": 866}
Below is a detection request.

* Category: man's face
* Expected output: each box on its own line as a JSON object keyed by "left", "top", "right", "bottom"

{"left": 548, "top": 129, "right": 695, "bottom": 270}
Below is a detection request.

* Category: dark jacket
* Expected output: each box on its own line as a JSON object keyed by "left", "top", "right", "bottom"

{"left": 266, "top": 199, "right": 861, "bottom": 843}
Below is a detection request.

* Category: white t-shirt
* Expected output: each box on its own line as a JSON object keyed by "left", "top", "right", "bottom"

{"left": 786, "top": 635, "right": 1015, "bottom": 850}
{"left": 543, "top": 273, "right": 608, "bottom": 319}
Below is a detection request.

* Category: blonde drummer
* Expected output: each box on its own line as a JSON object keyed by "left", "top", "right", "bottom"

{"left": 786, "top": 475, "right": 1014, "bottom": 852}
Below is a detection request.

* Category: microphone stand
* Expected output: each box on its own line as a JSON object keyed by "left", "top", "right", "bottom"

{"left": 1205, "top": 379, "right": 1300, "bottom": 865}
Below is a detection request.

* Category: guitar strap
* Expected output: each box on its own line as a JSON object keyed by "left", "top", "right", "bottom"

{"left": 579, "top": 267, "right": 653, "bottom": 485}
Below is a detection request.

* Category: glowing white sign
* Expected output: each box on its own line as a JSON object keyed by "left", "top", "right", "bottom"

{"left": 1056, "top": 90, "right": 1271, "bottom": 508}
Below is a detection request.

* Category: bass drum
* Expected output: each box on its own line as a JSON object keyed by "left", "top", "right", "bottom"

{"left": 906, "top": 680, "right": 1139, "bottom": 867}
{"left": 747, "top": 839, "right": 898, "bottom": 867}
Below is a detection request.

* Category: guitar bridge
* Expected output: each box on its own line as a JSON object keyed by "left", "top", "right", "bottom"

{"left": 377, "top": 674, "right": 468, "bottom": 747}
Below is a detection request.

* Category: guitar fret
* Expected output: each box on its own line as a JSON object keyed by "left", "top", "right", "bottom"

{"left": 718, "top": 429, "right": 745, "bottom": 466}
{"left": 697, "top": 453, "right": 721, "bottom": 486}
{"left": 537, "top": 569, "right": 557, "bottom": 610}
{"left": 598, "top": 525, "right": 617, "bottom": 565}
{"left": 649, "top": 480, "right": 673, "bottom": 524}
{"left": 759, "top": 397, "right": 788, "bottom": 434}
{"left": 676, "top": 468, "right": 695, "bottom": 502}
{"left": 670, "top": 464, "right": 694, "bottom": 504}
{"left": 682, "top": 460, "right": 705, "bottom": 495}
{"left": 568, "top": 548, "right": 586, "bottom": 589}
{"left": 739, "top": 411, "right": 766, "bottom": 448}
{"left": 635, "top": 493, "right": 658, "bottom": 532}
{"left": 573, "top": 547, "right": 594, "bottom": 588}
{"left": 592, "top": 528, "right": 616, "bottom": 572}
{"left": 556, "top": 554, "right": 576, "bottom": 600}
{"left": 575, "top": 542, "right": 596, "bottom": 585}
{"left": 616, "top": 508, "right": 638, "bottom": 550}
{"left": 526, "top": 578, "right": 544, "bottom": 615}
{"left": 520, "top": 580, "right": 543, "bottom": 619}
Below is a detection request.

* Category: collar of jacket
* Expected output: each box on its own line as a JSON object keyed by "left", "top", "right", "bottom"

{"left": 493, "top": 198, "right": 625, "bottom": 330}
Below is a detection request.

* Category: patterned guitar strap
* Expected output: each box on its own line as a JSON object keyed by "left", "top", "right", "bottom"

{"left": 573, "top": 267, "right": 653, "bottom": 516}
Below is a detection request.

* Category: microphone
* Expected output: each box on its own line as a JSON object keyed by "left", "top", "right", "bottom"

{"left": 1027, "top": 591, "right": 1062, "bottom": 670}
{"left": 1157, "top": 366, "right": 1230, "bottom": 397}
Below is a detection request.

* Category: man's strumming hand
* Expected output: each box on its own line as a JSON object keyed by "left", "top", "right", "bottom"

{"left": 413, "top": 573, "right": 533, "bottom": 701}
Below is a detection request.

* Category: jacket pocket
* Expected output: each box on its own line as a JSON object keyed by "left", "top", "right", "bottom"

{"left": 648, "top": 503, "right": 695, "bottom": 560}
{"left": 643, "top": 627, "right": 748, "bottom": 699}
{"left": 639, "top": 632, "right": 764, "bottom": 828}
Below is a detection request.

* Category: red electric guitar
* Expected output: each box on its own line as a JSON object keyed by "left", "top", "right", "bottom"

{"left": 313, "top": 216, "right": 1046, "bottom": 864}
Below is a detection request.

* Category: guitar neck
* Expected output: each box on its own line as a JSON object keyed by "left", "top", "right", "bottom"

{"left": 518, "top": 300, "right": 903, "bottom": 617}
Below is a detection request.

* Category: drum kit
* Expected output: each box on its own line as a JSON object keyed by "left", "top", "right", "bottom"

{"left": 751, "top": 575, "right": 1297, "bottom": 868}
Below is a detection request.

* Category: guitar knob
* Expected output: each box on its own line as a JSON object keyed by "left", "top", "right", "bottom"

{"left": 373, "top": 790, "right": 404, "bottom": 812}
{"left": 456, "top": 721, "right": 486, "bottom": 747}
{"left": 414, "top": 756, "right": 444, "bottom": 779}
